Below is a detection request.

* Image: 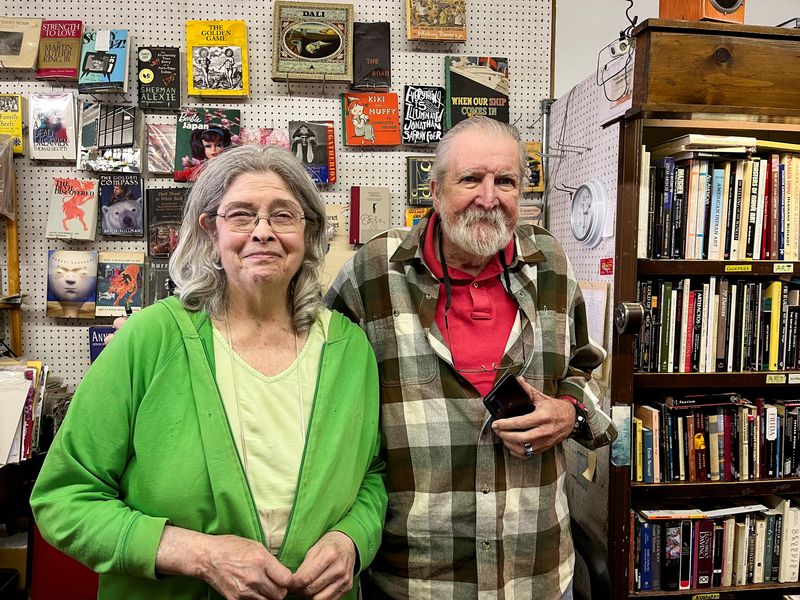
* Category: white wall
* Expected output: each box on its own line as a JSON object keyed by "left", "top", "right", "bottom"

{"left": 554, "top": 0, "right": 800, "bottom": 98}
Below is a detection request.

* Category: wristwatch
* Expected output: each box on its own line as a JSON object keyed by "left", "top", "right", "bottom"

{"left": 559, "top": 395, "right": 589, "bottom": 439}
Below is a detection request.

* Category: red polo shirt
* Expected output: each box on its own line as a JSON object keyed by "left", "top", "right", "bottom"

{"left": 422, "top": 212, "right": 519, "bottom": 396}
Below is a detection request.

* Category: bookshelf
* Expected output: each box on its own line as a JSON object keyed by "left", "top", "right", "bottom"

{"left": 609, "top": 19, "right": 800, "bottom": 599}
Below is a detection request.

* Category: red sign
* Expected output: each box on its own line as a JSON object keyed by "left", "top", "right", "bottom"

{"left": 600, "top": 258, "right": 614, "bottom": 275}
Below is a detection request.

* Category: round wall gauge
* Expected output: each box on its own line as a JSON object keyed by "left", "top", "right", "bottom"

{"left": 569, "top": 178, "right": 608, "bottom": 249}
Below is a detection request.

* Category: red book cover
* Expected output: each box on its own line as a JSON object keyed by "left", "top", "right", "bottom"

{"left": 36, "top": 20, "right": 83, "bottom": 80}
{"left": 686, "top": 414, "right": 696, "bottom": 481}
{"left": 342, "top": 92, "right": 401, "bottom": 146}
{"left": 694, "top": 519, "right": 714, "bottom": 588}
{"left": 349, "top": 186, "right": 361, "bottom": 244}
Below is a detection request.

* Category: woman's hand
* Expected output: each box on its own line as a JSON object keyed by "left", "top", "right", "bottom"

{"left": 103, "top": 316, "right": 129, "bottom": 346}
{"left": 290, "top": 531, "right": 356, "bottom": 600}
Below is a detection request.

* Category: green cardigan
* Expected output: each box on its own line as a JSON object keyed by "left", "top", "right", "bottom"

{"left": 30, "top": 297, "right": 387, "bottom": 599}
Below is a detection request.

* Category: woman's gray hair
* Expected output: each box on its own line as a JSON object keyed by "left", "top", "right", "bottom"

{"left": 169, "top": 144, "right": 326, "bottom": 332}
{"left": 429, "top": 116, "right": 527, "bottom": 195}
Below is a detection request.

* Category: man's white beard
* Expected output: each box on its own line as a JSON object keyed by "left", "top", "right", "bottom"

{"left": 441, "top": 207, "right": 514, "bottom": 258}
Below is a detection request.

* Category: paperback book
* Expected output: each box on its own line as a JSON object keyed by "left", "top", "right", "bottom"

{"left": 524, "top": 141, "right": 544, "bottom": 193}
{"left": 349, "top": 186, "right": 391, "bottom": 244}
{"left": 29, "top": 93, "right": 76, "bottom": 161}
{"left": 342, "top": 92, "right": 401, "bottom": 146}
{"left": 36, "top": 20, "right": 83, "bottom": 80}
{"left": 0, "top": 17, "right": 42, "bottom": 68}
{"left": 145, "top": 257, "right": 175, "bottom": 306}
{"left": 146, "top": 123, "right": 176, "bottom": 175}
{"left": 402, "top": 85, "right": 445, "bottom": 146}
{"left": 78, "top": 29, "right": 131, "bottom": 94}
{"left": 406, "top": 0, "right": 466, "bottom": 42}
{"left": 0, "top": 94, "right": 24, "bottom": 155}
{"left": 289, "top": 120, "right": 337, "bottom": 184}
{"left": 137, "top": 46, "right": 181, "bottom": 110}
{"left": 77, "top": 102, "right": 143, "bottom": 172}
{"left": 352, "top": 22, "right": 390, "bottom": 91}
{"left": 98, "top": 173, "right": 144, "bottom": 237}
{"left": 186, "top": 20, "right": 249, "bottom": 97}
{"left": 405, "top": 206, "right": 429, "bottom": 227}
{"left": 46, "top": 249, "right": 98, "bottom": 319}
{"left": 239, "top": 127, "right": 290, "bottom": 149}
{"left": 406, "top": 155, "right": 435, "bottom": 205}
{"left": 96, "top": 251, "right": 145, "bottom": 317}
{"left": 147, "top": 188, "right": 185, "bottom": 257}
{"left": 174, "top": 106, "right": 241, "bottom": 182}
{"left": 45, "top": 177, "right": 99, "bottom": 241}
{"left": 89, "top": 325, "right": 116, "bottom": 362}
{"left": 445, "top": 55, "right": 509, "bottom": 129}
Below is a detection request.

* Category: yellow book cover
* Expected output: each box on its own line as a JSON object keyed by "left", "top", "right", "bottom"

{"left": 632, "top": 415, "right": 643, "bottom": 482}
{"left": 0, "top": 94, "right": 24, "bottom": 155}
{"left": 186, "top": 20, "right": 249, "bottom": 97}
{"left": 766, "top": 281, "right": 782, "bottom": 371}
{"left": 404, "top": 207, "right": 428, "bottom": 227}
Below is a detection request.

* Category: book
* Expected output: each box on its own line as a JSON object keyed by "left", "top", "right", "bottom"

{"left": 694, "top": 519, "right": 714, "bottom": 588}
{"left": 405, "top": 207, "right": 429, "bottom": 227}
{"left": 650, "top": 134, "right": 757, "bottom": 155}
{"left": 0, "top": 94, "right": 23, "bottom": 155}
{"left": 238, "top": 127, "right": 290, "bottom": 149}
{"left": 186, "top": 20, "right": 249, "bottom": 97}
{"left": 349, "top": 186, "right": 391, "bottom": 244}
{"left": 146, "top": 188, "right": 186, "bottom": 257}
{"left": 46, "top": 249, "right": 98, "bottom": 319}
{"left": 45, "top": 177, "right": 99, "bottom": 241}
{"left": 96, "top": 251, "right": 145, "bottom": 317}
{"left": 78, "top": 29, "right": 131, "bottom": 94}
{"left": 89, "top": 325, "right": 116, "bottom": 363}
{"left": 36, "top": 20, "right": 83, "bottom": 80}
{"left": 352, "top": 22, "right": 390, "bottom": 91}
{"left": 29, "top": 93, "right": 76, "bottom": 161}
{"left": 137, "top": 47, "right": 181, "bottom": 110}
{"left": 402, "top": 85, "right": 445, "bottom": 146}
{"left": 145, "top": 257, "right": 175, "bottom": 306}
{"left": 0, "top": 17, "right": 42, "bottom": 69}
{"left": 445, "top": 56, "right": 509, "bottom": 129}
{"left": 406, "top": 0, "right": 466, "bottom": 42}
{"left": 146, "top": 123, "right": 176, "bottom": 175}
{"left": 174, "top": 106, "right": 241, "bottom": 182}
{"left": 524, "top": 142, "right": 545, "bottom": 193}
{"left": 406, "top": 155, "right": 435, "bottom": 206}
{"left": 77, "top": 102, "right": 144, "bottom": 173}
{"left": 342, "top": 92, "right": 401, "bottom": 146}
{"left": 663, "top": 521, "right": 681, "bottom": 590}
{"left": 289, "top": 120, "right": 336, "bottom": 184}
{"left": 98, "top": 173, "right": 144, "bottom": 237}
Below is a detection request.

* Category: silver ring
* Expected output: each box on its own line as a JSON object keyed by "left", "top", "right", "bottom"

{"left": 523, "top": 442, "right": 534, "bottom": 458}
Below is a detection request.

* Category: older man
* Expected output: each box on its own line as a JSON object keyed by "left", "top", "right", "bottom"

{"left": 325, "top": 116, "right": 616, "bottom": 599}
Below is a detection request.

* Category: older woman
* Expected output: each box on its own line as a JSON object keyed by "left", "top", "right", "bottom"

{"left": 30, "top": 145, "right": 386, "bottom": 600}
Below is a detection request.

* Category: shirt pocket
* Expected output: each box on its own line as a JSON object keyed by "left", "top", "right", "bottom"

{"left": 364, "top": 311, "right": 437, "bottom": 387}
{"left": 535, "top": 308, "right": 568, "bottom": 380}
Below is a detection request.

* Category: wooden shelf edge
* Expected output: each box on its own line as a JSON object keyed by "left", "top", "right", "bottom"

{"left": 634, "top": 372, "right": 800, "bottom": 389}
{"left": 631, "top": 478, "right": 800, "bottom": 502}
{"left": 630, "top": 581, "right": 800, "bottom": 598}
{"left": 638, "top": 260, "right": 800, "bottom": 276}
{"left": 0, "top": 303, "right": 23, "bottom": 310}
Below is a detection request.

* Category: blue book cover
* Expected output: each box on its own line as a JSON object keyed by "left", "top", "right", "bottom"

{"left": 78, "top": 29, "right": 130, "bottom": 93}
{"left": 641, "top": 518, "right": 653, "bottom": 590}
{"left": 89, "top": 325, "right": 116, "bottom": 362}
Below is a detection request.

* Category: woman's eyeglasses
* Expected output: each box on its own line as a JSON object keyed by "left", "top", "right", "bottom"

{"left": 214, "top": 209, "right": 306, "bottom": 233}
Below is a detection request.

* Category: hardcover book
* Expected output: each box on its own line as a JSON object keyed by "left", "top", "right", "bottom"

{"left": 0, "top": 17, "right": 42, "bottom": 68}
{"left": 96, "top": 250, "right": 145, "bottom": 317}
{"left": 36, "top": 20, "right": 83, "bottom": 80}
{"left": 272, "top": 2, "right": 354, "bottom": 83}
{"left": 289, "top": 120, "right": 336, "bottom": 184}
{"left": 406, "top": 0, "right": 466, "bottom": 42}
{"left": 402, "top": 85, "right": 445, "bottom": 146}
{"left": 239, "top": 127, "right": 290, "bottom": 149}
{"left": 0, "top": 94, "right": 23, "bottom": 155}
{"left": 89, "top": 325, "right": 116, "bottom": 362}
{"left": 46, "top": 249, "right": 98, "bottom": 319}
{"left": 77, "top": 102, "right": 143, "bottom": 172}
{"left": 78, "top": 29, "right": 131, "bottom": 94}
{"left": 342, "top": 92, "right": 401, "bottom": 146}
{"left": 406, "top": 155, "right": 435, "bottom": 205}
{"left": 524, "top": 141, "right": 544, "bottom": 193}
{"left": 445, "top": 55, "right": 509, "bottom": 129}
{"left": 45, "top": 177, "right": 99, "bottom": 241}
{"left": 137, "top": 46, "right": 181, "bottom": 110}
{"left": 405, "top": 206, "right": 429, "bottom": 227}
{"left": 352, "top": 22, "right": 390, "bottom": 91}
{"left": 145, "top": 257, "right": 175, "bottom": 306}
{"left": 146, "top": 123, "right": 176, "bottom": 175}
{"left": 174, "top": 106, "right": 241, "bottom": 182}
{"left": 147, "top": 187, "right": 186, "bottom": 257}
{"left": 29, "top": 93, "right": 76, "bottom": 161}
{"left": 98, "top": 173, "right": 144, "bottom": 237}
{"left": 186, "top": 20, "right": 249, "bottom": 97}
{"left": 349, "top": 186, "right": 391, "bottom": 244}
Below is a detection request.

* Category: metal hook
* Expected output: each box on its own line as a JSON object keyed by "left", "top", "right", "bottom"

{"left": 285, "top": 72, "right": 292, "bottom": 97}
{"left": 554, "top": 183, "right": 578, "bottom": 194}
{"left": 551, "top": 140, "right": 591, "bottom": 154}
{"left": 511, "top": 114, "right": 523, "bottom": 128}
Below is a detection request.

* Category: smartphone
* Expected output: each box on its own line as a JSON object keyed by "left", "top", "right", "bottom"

{"left": 482, "top": 372, "right": 535, "bottom": 420}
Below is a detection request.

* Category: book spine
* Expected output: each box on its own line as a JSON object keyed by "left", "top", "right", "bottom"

{"left": 672, "top": 165, "right": 686, "bottom": 258}
{"left": 712, "top": 523, "right": 724, "bottom": 587}
{"left": 695, "top": 519, "right": 714, "bottom": 588}
{"left": 691, "top": 287, "right": 704, "bottom": 372}
{"left": 745, "top": 157, "right": 761, "bottom": 258}
{"left": 663, "top": 521, "right": 681, "bottom": 590}
{"left": 723, "top": 162, "right": 738, "bottom": 260}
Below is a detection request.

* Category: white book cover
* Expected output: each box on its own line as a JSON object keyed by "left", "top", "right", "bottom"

{"left": 705, "top": 277, "right": 718, "bottom": 373}
{"left": 708, "top": 166, "right": 726, "bottom": 260}
{"left": 668, "top": 288, "right": 678, "bottom": 373}
{"left": 786, "top": 506, "right": 800, "bottom": 582}
{"left": 732, "top": 521, "right": 747, "bottom": 585}
{"left": 792, "top": 155, "right": 800, "bottom": 261}
{"left": 722, "top": 516, "right": 736, "bottom": 587}
{"left": 694, "top": 160, "right": 710, "bottom": 259}
{"left": 686, "top": 160, "right": 700, "bottom": 259}
{"left": 29, "top": 92, "right": 76, "bottom": 161}
{"left": 637, "top": 147, "right": 650, "bottom": 259}
{"left": 730, "top": 161, "right": 745, "bottom": 260}
{"left": 754, "top": 515, "right": 767, "bottom": 583}
{"left": 753, "top": 158, "right": 767, "bottom": 259}
{"left": 45, "top": 177, "right": 98, "bottom": 240}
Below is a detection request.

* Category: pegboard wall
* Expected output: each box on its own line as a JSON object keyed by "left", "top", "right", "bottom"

{"left": 2, "top": 0, "right": 551, "bottom": 389}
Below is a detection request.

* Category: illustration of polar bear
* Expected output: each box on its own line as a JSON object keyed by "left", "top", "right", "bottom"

{"left": 102, "top": 197, "right": 143, "bottom": 235}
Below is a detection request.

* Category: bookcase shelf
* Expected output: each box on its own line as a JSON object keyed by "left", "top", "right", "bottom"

{"left": 634, "top": 372, "right": 800, "bottom": 390}
{"left": 630, "top": 581, "right": 800, "bottom": 599}
{"left": 631, "top": 479, "right": 800, "bottom": 503}
{"left": 638, "top": 260, "right": 800, "bottom": 277}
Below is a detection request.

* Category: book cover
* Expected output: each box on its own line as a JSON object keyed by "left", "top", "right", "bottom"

{"left": 695, "top": 519, "right": 714, "bottom": 588}
{"left": 663, "top": 521, "right": 681, "bottom": 590}
{"left": 145, "top": 257, "right": 175, "bottom": 306}
{"left": 96, "top": 251, "right": 145, "bottom": 317}
{"left": 342, "top": 92, "right": 401, "bottom": 146}
{"left": 0, "top": 94, "right": 24, "bottom": 155}
{"left": 137, "top": 46, "right": 181, "bottom": 110}
{"left": 349, "top": 186, "right": 391, "bottom": 244}
{"left": 352, "top": 22, "right": 390, "bottom": 91}
{"left": 239, "top": 127, "right": 290, "bottom": 149}
{"left": 174, "top": 106, "right": 241, "bottom": 182}
{"left": 29, "top": 93, "right": 76, "bottom": 161}
{"left": 46, "top": 249, "right": 98, "bottom": 318}
{"left": 402, "top": 85, "right": 445, "bottom": 146}
{"left": 146, "top": 123, "right": 176, "bottom": 175}
{"left": 77, "top": 101, "right": 143, "bottom": 172}
{"left": 405, "top": 207, "right": 429, "bottom": 227}
{"left": 186, "top": 20, "right": 249, "bottom": 97}
{"left": 407, "top": 155, "right": 435, "bottom": 206}
{"left": 89, "top": 325, "right": 116, "bottom": 363}
{"left": 0, "top": 17, "right": 41, "bottom": 69}
{"left": 406, "top": 0, "right": 466, "bottom": 42}
{"left": 524, "top": 141, "right": 544, "bottom": 193}
{"left": 289, "top": 120, "right": 336, "bottom": 184}
{"left": 78, "top": 29, "right": 131, "bottom": 94}
{"left": 147, "top": 188, "right": 186, "bottom": 257}
{"left": 45, "top": 177, "right": 99, "bottom": 241}
{"left": 445, "top": 55, "right": 509, "bottom": 130}
{"left": 98, "top": 173, "right": 144, "bottom": 237}
{"left": 36, "top": 20, "right": 83, "bottom": 80}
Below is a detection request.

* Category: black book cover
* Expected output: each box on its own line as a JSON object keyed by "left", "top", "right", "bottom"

{"left": 352, "top": 22, "right": 390, "bottom": 91}
{"left": 137, "top": 46, "right": 180, "bottom": 110}
{"left": 691, "top": 286, "right": 704, "bottom": 372}
{"left": 146, "top": 188, "right": 185, "bottom": 257}
{"left": 445, "top": 56, "right": 509, "bottom": 129}
{"left": 650, "top": 280, "right": 662, "bottom": 372}
{"left": 711, "top": 523, "right": 724, "bottom": 587}
{"left": 652, "top": 521, "right": 663, "bottom": 591}
{"left": 652, "top": 166, "right": 666, "bottom": 259}
{"left": 646, "top": 166, "right": 657, "bottom": 258}
{"left": 731, "top": 281, "right": 745, "bottom": 371}
{"left": 672, "top": 165, "right": 687, "bottom": 259}
{"left": 145, "top": 257, "right": 175, "bottom": 306}
{"left": 662, "top": 520, "right": 681, "bottom": 590}
{"left": 779, "top": 285, "right": 790, "bottom": 370}
{"left": 772, "top": 513, "right": 783, "bottom": 581}
{"left": 678, "top": 520, "right": 693, "bottom": 590}
{"left": 744, "top": 158, "right": 761, "bottom": 259}
{"left": 741, "top": 283, "right": 753, "bottom": 371}
{"left": 402, "top": 85, "right": 444, "bottom": 146}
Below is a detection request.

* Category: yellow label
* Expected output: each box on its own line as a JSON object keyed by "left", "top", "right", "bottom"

{"left": 790, "top": 374, "right": 800, "bottom": 385}
{"left": 691, "top": 595, "right": 720, "bottom": 600}
{"left": 724, "top": 264, "right": 752, "bottom": 273}
{"left": 766, "top": 374, "right": 787, "bottom": 384}
{"left": 774, "top": 263, "right": 794, "bottom": 274}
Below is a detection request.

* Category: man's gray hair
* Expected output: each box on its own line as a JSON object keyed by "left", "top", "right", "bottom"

{"left": 169, "top": 144, "right": 326, "bottom": 332}
{"left": 429, "top": 116, "right": 527, "bottom": 194}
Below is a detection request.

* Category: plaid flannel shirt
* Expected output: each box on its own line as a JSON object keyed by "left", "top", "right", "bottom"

{"left": 325, "top": 216, "right": 616, "bottom": 599}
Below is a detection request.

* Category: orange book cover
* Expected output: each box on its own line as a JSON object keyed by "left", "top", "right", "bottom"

{"left": 342, "top": 92, "right": 400, "bottom": 146}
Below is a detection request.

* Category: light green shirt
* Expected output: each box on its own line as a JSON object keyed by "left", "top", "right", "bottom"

{"left": 213, "top": 310, "right": 331, "bottom": 553}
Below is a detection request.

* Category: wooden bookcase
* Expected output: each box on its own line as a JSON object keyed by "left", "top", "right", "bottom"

{"left": 2, "top": 167, "right": 22, "bottom": 356}
{"left": 608, "top": 19, "right": 800, "bottom": 599}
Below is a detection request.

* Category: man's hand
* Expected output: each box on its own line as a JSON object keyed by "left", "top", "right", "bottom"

{"left": 290, "top": 531, "right": 356, "bottom": 599}
{"left": 490, "top": 377, "right": 576, "bottom": 458}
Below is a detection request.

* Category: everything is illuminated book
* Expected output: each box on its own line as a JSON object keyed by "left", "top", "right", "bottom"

{"left": 402, "top": 85, "right": 445, "bottom": 146}
{"left": 96, "top": 250, "right": 145, "bottom": 317}
{"left": 289, "top": 120, "right": 336, "bottom": 184}
{"left": 445, "top": 55, "right": 509, "bottom": 129}
{"left": 0, "top": 94, "right": 24, "bottom": 155}
{"left": 45, "top": 177, "right": 98, "bottom": 241}
{"left": 0, "top": 17, "right": 42, "bottom": 69}
{"left": 78, "top": 29, "right": 131, "bottom": 94}
{"left": 36, "top": 20, "right": 83, "bottom": 80}
{"left": 98, "top": 173, "right": 144, "bottom": 237}
{"left": 186, "top": 20, "right": 249, "bottom": 97}
{"left": 174, "top": 106, "right": 241, "bottom": 182}
{"left": 46, "top": 249, "right": 98, "bottom": 319}
{"left": 342, "top": 92, "right": 400, "bottom": 146}
{"left": 137, "top": 46, "right": 181, "bottom": 110}
{"left": 147, "top": 188, "right": 185, "bottom": 257}
{"left": 29, "top": 93, "right": 76, "bottom": 161}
